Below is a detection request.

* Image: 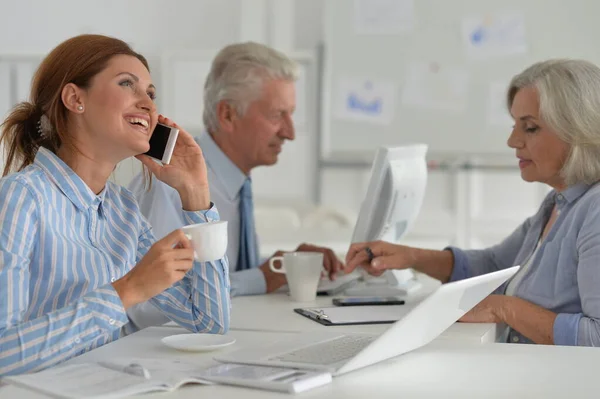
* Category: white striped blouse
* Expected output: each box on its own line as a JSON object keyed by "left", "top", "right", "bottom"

{"left": 0, "top": 147, "right": 230, "bottom": 376}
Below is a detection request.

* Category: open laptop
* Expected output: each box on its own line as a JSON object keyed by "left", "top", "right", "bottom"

{"left": 216, "top": 266, "right": 518, "bottom": 376}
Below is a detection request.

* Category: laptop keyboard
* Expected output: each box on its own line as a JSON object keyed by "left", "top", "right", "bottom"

{"left": 269, "top": 335, "right": 376, "bottom": 365}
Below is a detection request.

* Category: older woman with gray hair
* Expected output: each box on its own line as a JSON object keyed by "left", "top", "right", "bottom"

{"left": 345, "top": 59, "right": 600, "bottom": 347}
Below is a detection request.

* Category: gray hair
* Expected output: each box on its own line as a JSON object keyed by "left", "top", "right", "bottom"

{"left": 507, "top": 59, "right": 600, "bottom": 186}
{"left": 202, "top": 42, "right": 299, "bottom": 133}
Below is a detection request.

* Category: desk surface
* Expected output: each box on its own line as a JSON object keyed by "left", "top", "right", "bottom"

{"left": 227, "top": 292, "right": 502, "bottom": 343}
{"left": 163, "top": 272, "right": 502, "bottom": 343}
{"left": 2, "top": 326, "right": 599, "bottom": 399}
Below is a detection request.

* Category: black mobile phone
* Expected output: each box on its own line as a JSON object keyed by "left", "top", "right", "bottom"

{"left": 332, "top": 296, "right": 406, "bottom": 306}
{"left": 144, "top": 123, "right": 179, "bottom": 164}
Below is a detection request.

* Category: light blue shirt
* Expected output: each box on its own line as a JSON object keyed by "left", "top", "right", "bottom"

{"left": 0, "top": 148, "right": 230, "bottom": 376}
{"left": 128, "top": 132, "right": 266, "bottom": 297}
{"left": 449, "top": 183, "right": 600, "bottom": 346}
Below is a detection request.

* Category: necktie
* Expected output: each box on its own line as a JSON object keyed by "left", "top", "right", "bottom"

{"left": 237, "top": 178, "right": 259, "bottom": 271}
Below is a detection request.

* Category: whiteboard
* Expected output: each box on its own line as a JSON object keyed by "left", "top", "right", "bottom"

{"left": 323, "top": 0, "right": 600, "bottom": 156}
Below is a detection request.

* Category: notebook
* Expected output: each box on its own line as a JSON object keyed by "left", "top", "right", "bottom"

{"left": 294, "top": 304, "right": 410, "bottom": 326}
{"left": 3, "top": 357, "right": 331, "bottom": 397}
{"left": 3, "top": 359, "right": 212, "bottom": 399}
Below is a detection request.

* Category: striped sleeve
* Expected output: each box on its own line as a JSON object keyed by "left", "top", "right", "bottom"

{"left": 137, "top": 204, "right": 231, "bottom": 334}
{"left": 0, "top": 179, "right": 128, "bottom": 376}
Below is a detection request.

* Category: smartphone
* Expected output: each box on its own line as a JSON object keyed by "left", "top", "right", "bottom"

{"left": 144, "top": 123, "right": 179, "bottom": 164}
{"left": 196, "top": 363, "right": 332, "bottom": 394}
{"left": 332, "top": 296, "right": 405, "bottom": 306}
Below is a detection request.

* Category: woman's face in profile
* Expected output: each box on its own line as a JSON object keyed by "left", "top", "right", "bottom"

{"left": 507, "top": 86, "right": 569, "bottom": 189}
{"left": 76, "top": 54, "right": 158, "bottom": 162}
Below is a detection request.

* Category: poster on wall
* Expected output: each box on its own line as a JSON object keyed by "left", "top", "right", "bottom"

{"left": 333, "top": 76, "right": 397, "bottom": 125}
{"left": 354, "top": 0, "right": 415, "bottom": 35}
{"left": 401, "top": 61, "right": 468, "bottom": 113}
{"left": 461, "top": 13, "right": 527, "bottom": 60}
{"left": 487, "top": 81, "right": 513, "bottom": 128}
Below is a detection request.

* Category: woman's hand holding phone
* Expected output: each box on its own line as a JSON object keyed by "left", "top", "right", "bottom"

{"left": 136, "top": 115, "right": 211, "bottom": 211}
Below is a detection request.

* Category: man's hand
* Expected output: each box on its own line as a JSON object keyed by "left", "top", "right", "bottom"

{"left": 295, "top": 243, "right": 344, "bottom": 280}
{"left": 259, "top": 251, "right": 287, "bottom": 293}
{"left": 259, "top": 244, "right": 345, "bottom": 293}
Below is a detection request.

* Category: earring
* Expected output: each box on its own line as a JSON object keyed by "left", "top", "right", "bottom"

{"left": 77, "top": 105, "right": 84, "bottom": 111}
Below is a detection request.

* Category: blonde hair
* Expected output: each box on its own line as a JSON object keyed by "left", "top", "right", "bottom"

{"left": 508, "top": 59, "right": 600, "bottom": 185}
{"left": 202, "top": 42, "right": 298, "bottom": 133}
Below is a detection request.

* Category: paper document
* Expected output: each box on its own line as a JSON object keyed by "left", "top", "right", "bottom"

{"left": 3, "top": 358, "right": 331, "bottom": 397}
{"left": 461, "top": 13, "right": 527, "bottom": 59}
{"left": 295, "top": 305, "right": 411, "bottom": 326}
{"left": 401, "top": 61, "right": 469, "bottom": 113}
{"left": 3, "top": 363, "right": 158, "bottom": 399}
{"left": 354, "top": 0, "right": 415, "bottom": 35}
{"left": 333, "top": 76, "right": 397, "bottom": 125}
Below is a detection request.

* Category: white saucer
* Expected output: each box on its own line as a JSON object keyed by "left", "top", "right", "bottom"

{"left": 161, "top": 334, "right": 236, "bottom": 352}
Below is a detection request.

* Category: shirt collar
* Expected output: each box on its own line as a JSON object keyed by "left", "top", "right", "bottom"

{"left": 34, "top": 147, "right": 106, "bottom": 212}
{"left": 197, "top": 132, "right": 247, "bottom": 200}
{"left": 555, "top": 183, "right": 593, "bottom": 206}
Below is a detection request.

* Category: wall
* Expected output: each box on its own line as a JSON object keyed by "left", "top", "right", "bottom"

{"left": 0, "top": 0, "right": 243, "bottom": 185}
{"left": 0, "top": 0, "right": 550, "bottom": 254}
{"left": 0, "top": 0, "right": 240, "bottom": 55}
{"left": 0, "top": 0, "right": 320, "bottom": 203}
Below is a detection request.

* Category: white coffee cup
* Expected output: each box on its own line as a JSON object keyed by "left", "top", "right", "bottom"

{"left": 182, "top": 221, "right": 228, "bottom": 262}
{"left": 269, "top": 252, "right": 324, "bottom": 302}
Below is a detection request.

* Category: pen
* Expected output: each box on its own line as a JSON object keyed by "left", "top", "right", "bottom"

{"left": 365, "top": 247, "right": 375, "bottom": 263}
{"left": 304, "top": 309, "right": 329, "bottom": 321}
{"left": 98, "top": 361, "right": 151, "bottom": 379}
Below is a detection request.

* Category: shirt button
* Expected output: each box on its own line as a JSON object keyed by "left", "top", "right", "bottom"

{"left": 109, "top": 319, "right": 116, "bottom": 325}
{"left": 512, "top": 336, "right": 519, "bottom": 343}
{"left": 556, "top": 194, "right": 564, "bottom": 201}
{"left": 74, "top": 337, "right": 81, "bottom": 344}
{"left": 110, "top": 277, "right": 116, "bottom": 283}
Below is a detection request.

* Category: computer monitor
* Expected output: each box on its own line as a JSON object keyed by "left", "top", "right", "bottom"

{"left": 346, "top": 144, "right": 428, "bottom": 295}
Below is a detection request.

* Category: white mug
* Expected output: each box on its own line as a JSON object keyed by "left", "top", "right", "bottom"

{"left": 269, "top": 252, "right": 324, "bottom": 302}
{"left": 182, "top": 221, "right": 228, "bottom": 262}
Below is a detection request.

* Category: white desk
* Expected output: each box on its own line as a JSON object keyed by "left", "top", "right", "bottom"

{"left": 2, "top": 326, "right": 599, "bottom": 399}
{"left": 226, "top": 292, "right": 503, "bottom": 343}
{"left": 163, "top": 271, "right": 503, "bottom": 343}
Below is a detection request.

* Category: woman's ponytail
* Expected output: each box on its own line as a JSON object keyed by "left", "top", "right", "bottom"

{"left": 0, "top": 102, "right": 45, "bottom": 176}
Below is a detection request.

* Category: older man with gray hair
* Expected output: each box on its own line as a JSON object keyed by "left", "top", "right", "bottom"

{"left": 128, "top": 42, "right": 342, "bottom": 311}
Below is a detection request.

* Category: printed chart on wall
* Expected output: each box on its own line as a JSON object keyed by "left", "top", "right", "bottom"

{"left": 401, "top": 62, "right": 468, "bottom": 114}
{"left": 461, "top": 13, "right": 527, "bottom": 60}
{"left": 333, "top": 76, "right": 396, "bottom": 125}
{"left": 354, "top": 0, "right": 415, "bottom": 35}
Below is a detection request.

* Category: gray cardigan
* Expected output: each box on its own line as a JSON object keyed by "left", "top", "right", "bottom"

{"left": 449, "top": 183, "right": 600, "bottom": 346}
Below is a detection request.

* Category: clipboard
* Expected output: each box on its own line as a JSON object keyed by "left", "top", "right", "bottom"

{"left": 293, "top": 305, "right": 407, "bottom": 326}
